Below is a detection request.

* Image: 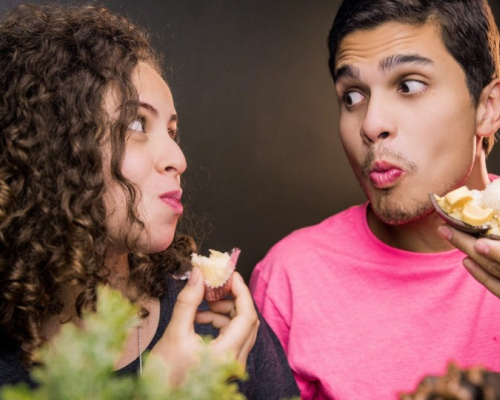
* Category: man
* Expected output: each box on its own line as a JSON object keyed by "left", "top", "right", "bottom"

{"left": 250, "top": 0, "right": 500, "bottom": 398}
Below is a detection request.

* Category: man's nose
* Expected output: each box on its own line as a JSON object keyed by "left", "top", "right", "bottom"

{"left": 360, "top": 96, "right": 396, "bottom": 145}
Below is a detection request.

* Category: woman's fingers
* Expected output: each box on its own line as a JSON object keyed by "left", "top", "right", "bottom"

{"left": 210, "top": 272, "right": 259, "bottom": 356}
{"left": 150, "top": 269, "right": 259, "bottom": 384}
{"left": 149, "top": 269, "right": 205, "bottom": 386}
{"left": 197, "top": 299, "right": 236, "bottom": 327}
{"left": 234, "top": 319, "right": 259, "bottom": 365}
{"left": 195, "top": 310, "right": 232, "bottom": 329}
{"left": 167, "top": 267, "right": 205, "bottom": 338}
{"left": 231, "top": 272, "right": 258, "bottom": 319}
{"left": 207, "top": 299, "right": 236, "bottom": 316}
{"left": 160, "top": 270, "right": 258, "bottom": 370}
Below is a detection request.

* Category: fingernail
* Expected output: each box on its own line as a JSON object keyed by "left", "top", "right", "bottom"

{"left": 463, "top": 258, "right": 478, "bottom": 271}
{"left": 231, "top": 271, "right": 241, "bottom": 282}
{"left": 188, "top": 267, "right": 200, "bottom": 285}
{"left": 475, "top": 241, "right": 490, "bottom": 255}
{"left": 438, "top": 226, "right": 452, "bottom": 240}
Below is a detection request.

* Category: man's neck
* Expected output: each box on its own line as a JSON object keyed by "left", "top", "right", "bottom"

{"left": 367, "top": 206, "right": 455, "bottom": 252}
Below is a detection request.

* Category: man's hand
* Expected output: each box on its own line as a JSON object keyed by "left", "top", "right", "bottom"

{"left": 438, "top": 225, "right": 500, "bottom": 297}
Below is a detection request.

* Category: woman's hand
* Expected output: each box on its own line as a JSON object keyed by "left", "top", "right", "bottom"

{"left": 438, "top": 225, "right": 500, "bottom": 297}
{"left": 196, "top": 270, "right": 260, "bottom": 368}
{"left": 148, "top": 267, "right": 259, "bottom": 386}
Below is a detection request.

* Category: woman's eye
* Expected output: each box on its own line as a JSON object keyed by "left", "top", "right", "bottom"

{"left": 399, "top": 80, "right": 427, "bottom": 94}
{"left": 343, "top": 91, "right": 364, "bottom": 107}
{"left": 128, "top": 119, "right": 145, "bottom": 132}
{"left": 168, "top": 128, "right": 177, "bottom": 140}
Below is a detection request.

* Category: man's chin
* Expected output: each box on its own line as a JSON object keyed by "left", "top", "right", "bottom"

{"left": 369, "top": 200, "right": 434, "bottom": 226}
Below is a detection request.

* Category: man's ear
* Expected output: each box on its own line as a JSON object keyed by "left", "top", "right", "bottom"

{"left": 476, "top": 78, "right": 500, "bottom": 138}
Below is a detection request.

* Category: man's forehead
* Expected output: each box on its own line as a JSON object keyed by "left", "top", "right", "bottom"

{"left": 334, "top": 21, "right": 442, "bottom": 72}
{"left": 334, "top": 54, "right": 434, "bottom": 82}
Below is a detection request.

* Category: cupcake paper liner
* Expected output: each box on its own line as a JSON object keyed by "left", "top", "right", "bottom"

{"left": 203, "top": 248, "right": 240, "bottom": 301}
{"left": 175, "top": 248, "right": 241, "bottom": 301}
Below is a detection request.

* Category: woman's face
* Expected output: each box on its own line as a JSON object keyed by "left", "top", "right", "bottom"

{"left": 104, "top": 62, "right": 187, "bottom": 254}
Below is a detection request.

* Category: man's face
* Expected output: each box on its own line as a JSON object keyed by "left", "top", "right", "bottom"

{"left": 334, "top": 21, "right": 479, "bottom": 225}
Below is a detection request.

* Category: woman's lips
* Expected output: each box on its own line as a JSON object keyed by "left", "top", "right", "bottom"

{"left": 369, "top": 162, "right": 404, "bottom": 189}
{"left": 159, "top": 190, "right": 183, "bottom": 214}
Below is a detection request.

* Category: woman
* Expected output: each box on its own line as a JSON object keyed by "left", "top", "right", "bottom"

{"left": 0, "top": 4, "right": 299, "bottom": 398}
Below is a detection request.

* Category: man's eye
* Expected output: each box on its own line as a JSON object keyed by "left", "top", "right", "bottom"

{"left": 400, "top": 80, "right": 427, "bottom": 94}
{"left": 128, "top": 119, "right": 145, "bottom": 132}
{"left": 343, "top": 91, "right": 364, "bottom": 106}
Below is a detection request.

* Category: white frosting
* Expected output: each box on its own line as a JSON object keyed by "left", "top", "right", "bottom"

{"left": 191, "top": 249, "right": 232, "bottom": 288}
{"left": 482, "top": 179, "right": 500, "bottom": 214}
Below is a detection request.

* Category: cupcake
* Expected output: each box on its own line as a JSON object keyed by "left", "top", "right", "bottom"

{"left": 190, "top": 248, "right": 240, "bottom": 301}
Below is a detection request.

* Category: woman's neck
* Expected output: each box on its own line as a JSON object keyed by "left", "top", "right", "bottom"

{"left": 105, "top": 251, "right": 132, "bottom": 295}
{"left": 42, "top": 251, "right": 134, "bottom": 342}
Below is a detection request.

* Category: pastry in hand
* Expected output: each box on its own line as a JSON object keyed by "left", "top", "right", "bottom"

{"left": 190, "top": 248, "right": 241, "bottom": 301}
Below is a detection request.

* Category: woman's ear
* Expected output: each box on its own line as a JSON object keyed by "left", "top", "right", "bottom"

{"left": 476, "top": 78, "right": 500, "bottom": 138}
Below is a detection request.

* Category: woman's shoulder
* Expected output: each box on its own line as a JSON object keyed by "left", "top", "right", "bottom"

{"left": 0, "top": 348, "right": 35, "bottom": 391}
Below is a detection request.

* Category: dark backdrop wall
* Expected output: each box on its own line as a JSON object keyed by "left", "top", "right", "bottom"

{"left": 1, "top": 0, "right": 500, "bottom": 282}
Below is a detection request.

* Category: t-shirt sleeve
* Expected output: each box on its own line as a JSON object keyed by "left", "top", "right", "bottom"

{"left": 238, "top": 309, "right": 300, "bottom": 400}
{"left": 250, "top": 262, "right": 291, "bottom": 353}
{"left": 250, "top": 242, "right": 321, "bottom": 399}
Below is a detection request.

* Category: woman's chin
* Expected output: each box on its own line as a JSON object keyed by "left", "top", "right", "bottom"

{"left": 145, "top": 236, "right": 175, "bottom": 254}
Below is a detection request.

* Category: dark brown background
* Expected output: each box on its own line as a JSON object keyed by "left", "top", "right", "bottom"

{"left": 1, "top": 0, "right": 500, "bottom": 282}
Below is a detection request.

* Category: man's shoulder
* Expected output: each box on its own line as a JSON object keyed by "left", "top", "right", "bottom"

{"left": 250, "top": 204, "right": 367, "bottom": 300}
{"left": 254, "top": 204, "right": 366, "bottom": 273}
{"left": 269, "top": 204, "right": 365, "bottom": 252}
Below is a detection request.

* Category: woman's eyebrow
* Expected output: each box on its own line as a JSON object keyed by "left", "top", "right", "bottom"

{"left": 139, "top": 101, "right": 178, "bottom": 123}
{"left": 139, "top": 101, "right": 159, "bottom": 116}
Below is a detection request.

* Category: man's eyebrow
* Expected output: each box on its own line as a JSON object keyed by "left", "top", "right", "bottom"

{"left": 334, "top": 54, "right": 433, "bottom": 82}
{"left": 379, "top": 54, "right": 434, "bottom": 74}
{"left": 334, "top": 64, "right": 361, "bottom": 82}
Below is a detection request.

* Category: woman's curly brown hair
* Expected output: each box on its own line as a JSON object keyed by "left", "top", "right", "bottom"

{"left": 0, "top": 3, "right": 195, "bottom": 365}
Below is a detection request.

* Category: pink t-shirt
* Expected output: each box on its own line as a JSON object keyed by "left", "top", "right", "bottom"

{"left": 250, "top": 204, "right": 500, "bottom": 400}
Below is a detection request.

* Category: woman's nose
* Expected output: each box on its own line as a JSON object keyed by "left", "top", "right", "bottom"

{"left": 160, "top": 138, "right": 187, "bottom": 176}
